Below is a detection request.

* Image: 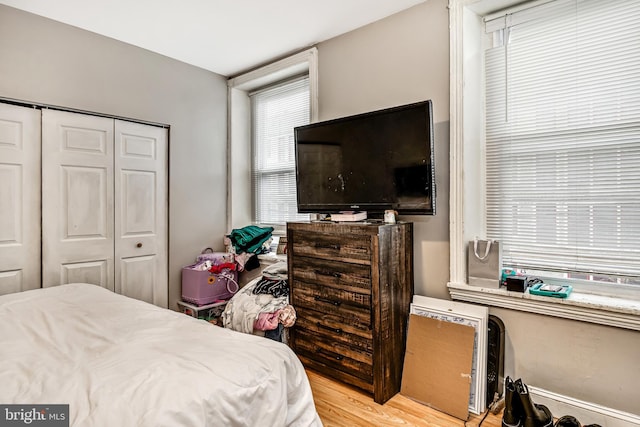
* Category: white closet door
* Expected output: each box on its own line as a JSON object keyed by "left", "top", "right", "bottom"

{"left": 0, "top": 103, "right": 41, "bottom": 295}
{"left": 114, "top": 120, "right": 168, "bottom": 307}
{"left": 42, "top": 110, "right": 115, "bottom": 290}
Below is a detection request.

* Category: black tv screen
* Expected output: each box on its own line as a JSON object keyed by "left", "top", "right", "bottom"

{"left": 294, "top": 100, "right": 435, "bottom": 216}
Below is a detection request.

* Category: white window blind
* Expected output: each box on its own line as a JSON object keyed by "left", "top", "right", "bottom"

{"left": 484, "top": 0, "right": 640, "bottom": 284}
{"left": 251, "top": 76, "right": 310, "bottom": 225}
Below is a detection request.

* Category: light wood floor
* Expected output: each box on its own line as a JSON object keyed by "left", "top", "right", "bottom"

{"left": 307, "top": 369, "right": 503, "bottom": 427}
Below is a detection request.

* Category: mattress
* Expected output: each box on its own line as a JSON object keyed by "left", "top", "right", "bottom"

{"left": 0, "top": 283, "right": 322, "bottom": 427}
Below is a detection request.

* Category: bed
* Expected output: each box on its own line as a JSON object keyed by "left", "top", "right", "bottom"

{"left": 0, "top": 283, "right": 322, "bottom": 427}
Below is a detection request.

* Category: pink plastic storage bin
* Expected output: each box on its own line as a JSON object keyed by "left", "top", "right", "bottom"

{"left": 181, "top": 264, "right": 238, "bottom": 306}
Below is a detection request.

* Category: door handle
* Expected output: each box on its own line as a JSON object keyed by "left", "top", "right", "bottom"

{"left": 136, "top": 242, "right": 143, "bottom": 248}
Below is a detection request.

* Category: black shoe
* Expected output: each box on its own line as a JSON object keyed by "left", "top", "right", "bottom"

{"left": 515, "top": 379, "right": 553, "bottom": 427}
{"left": 555, "top": 415, "right": 581, "bottom": 427}
{"left": 502, "top": 376, "right": 523, "bottom": 427}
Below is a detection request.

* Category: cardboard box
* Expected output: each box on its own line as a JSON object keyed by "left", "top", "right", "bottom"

{"left": 401, "top": 314, "right": 475, "bottom": 421}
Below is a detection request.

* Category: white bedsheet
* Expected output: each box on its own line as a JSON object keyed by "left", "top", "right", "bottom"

{"left": 0, "top": 283, "right": 322, "bottom": 427}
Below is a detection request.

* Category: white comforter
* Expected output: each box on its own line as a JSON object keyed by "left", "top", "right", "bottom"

{"left": 0, "top": 284, "right": 322, "bottom": 427}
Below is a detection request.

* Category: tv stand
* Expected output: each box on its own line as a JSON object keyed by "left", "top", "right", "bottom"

{"left": 286, "top": 221, "right": 414, "bottom": 404}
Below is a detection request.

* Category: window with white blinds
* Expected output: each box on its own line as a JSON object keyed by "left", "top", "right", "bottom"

{"left": 251, "top": 76, "right": 310, "bottom": 225}
{"left": 484, "top": 0, "right": 640, "bottom": 286}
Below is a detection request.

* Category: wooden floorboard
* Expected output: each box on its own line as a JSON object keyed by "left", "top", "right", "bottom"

{"left": 307, "top": 369, "right": 503, "bottom": 427}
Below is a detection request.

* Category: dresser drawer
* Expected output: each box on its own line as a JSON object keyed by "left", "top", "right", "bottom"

{"left": 296, "top": 308, "right": 372, "bottom": 349}
{"left": 294, "top": 329, "right": 373, "bottom": 383}
{"left": 291, "top": 257, "right": 371, "bottom": 293}
{"left": 290, "top": 231, "right": 371, "bottom": 263}
{"left": 291, "top": 281, "right": 371, "bottom": 326}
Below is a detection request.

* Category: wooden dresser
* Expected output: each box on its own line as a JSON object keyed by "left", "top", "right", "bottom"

{"left": 286, "top": 221, "right": 413, "bottom": 404}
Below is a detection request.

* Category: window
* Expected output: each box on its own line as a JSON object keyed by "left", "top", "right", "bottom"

{"left": 449, "top": 0, "right": 639, "bottom": 329}
{"left": 483, "top": 0, "right": 640, "bottom": 290}
{"left": 251, "top": 77, "right": 310, "bottom": 225}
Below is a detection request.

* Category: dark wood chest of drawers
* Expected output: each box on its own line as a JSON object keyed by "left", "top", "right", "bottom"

{"left": 286, "top": 221, "right": 413, "bottom": 404}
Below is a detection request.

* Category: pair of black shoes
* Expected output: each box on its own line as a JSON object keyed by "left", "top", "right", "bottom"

{"left": 502, "top": 377, "right": 553, "bottom": 427}
{"left": 555, "top": 415, "right": 602, "bottom": 427}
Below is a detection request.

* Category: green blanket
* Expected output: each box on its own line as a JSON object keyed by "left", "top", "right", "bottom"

{"left": 229, "top": 225, "right": 274, "bottom": 253}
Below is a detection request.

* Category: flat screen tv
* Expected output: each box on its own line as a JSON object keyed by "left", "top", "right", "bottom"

{"left": 294, "top": 100, "right": 435, "bottom": 216}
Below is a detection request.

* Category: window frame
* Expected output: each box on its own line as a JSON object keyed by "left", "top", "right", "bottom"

{"left": 448, "top": 0, "right": 640, "bottom": 331}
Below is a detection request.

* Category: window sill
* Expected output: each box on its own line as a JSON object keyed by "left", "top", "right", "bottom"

{"left": 447, "top": 282, "right": 640, "bottom": 331}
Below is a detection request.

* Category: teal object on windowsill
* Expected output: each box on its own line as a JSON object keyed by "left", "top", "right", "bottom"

{"left": 528, "top": 283, "right": 573, "bottom": 298}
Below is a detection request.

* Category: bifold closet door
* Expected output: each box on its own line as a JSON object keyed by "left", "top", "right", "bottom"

{"left": 115, "top": 120, "right": 168, "bottom": 307}
{"left": 0, "top": 103, "right": 41, "bottom": 295}
{"left": 42, "top": 109, "right": 168, "bottom": 307}
{"left": 42, "top": 110, "right": 115, "bottom": 290}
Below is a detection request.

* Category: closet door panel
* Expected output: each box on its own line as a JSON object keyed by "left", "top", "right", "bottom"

{"left": 115, "top": 120, "right": 168, "bottom": 307}
{"left": 42, "top": 110, "right": 115, "bottom": 290}
{"left": 0, "top": 103, "right": 41, "bottom": 295}
{"left": 119, "top": 255, "right": 156, "bottom": 304}
{"left": 61, "top": 260, "right": 109, "bottom": 286}
{"left": 0, "top": 271, "right": 23, "bottom": 296}
{"left": 62, "top": 166, "right": 109, "bottom": 238}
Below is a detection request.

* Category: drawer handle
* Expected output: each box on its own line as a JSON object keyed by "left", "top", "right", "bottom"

{"left": 314, "top": 296, "right": 341, "bottom": 307}
{"left": 316, "top": 322, "right": 343, "bottom": 334}
{"left": 316, "top": 348, "right": 344, "bottom": 361}
{"left": 314, "top": 269, "right": 342, "bottom": 278}
{"left": 316, "top": 243, "right": 340, "bottom": 250}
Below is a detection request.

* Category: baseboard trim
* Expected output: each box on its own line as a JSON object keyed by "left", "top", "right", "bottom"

{"left": 528, "top": 386, "right": 640, "bottom": 427}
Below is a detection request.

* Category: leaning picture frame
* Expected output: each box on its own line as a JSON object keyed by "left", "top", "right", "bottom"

{"left": 410, "top": 295, "right": 489, "bottom": 415}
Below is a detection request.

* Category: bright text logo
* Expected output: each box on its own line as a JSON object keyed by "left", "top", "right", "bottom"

{"left": 0, "top": 405, "right": 68, "bottom": 427}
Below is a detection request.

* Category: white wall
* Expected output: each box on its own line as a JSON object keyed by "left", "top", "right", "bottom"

{"left": 317, "top": 0, "right": 640, "bottom": 416}
{"left": 0, "top": 4, "right": 228, "bottom": 311}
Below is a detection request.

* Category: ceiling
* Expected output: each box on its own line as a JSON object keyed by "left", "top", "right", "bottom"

{"left": 0, "top": 0, "right": 426, "bottom": 77}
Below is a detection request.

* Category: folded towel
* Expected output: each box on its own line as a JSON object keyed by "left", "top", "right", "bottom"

{"left": 229, "top": 225, "right": 274, "bottom": 253}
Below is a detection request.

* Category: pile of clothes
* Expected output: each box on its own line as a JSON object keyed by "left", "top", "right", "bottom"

{"left": 225, "top": 225, "right": 274, "bottom": 271}
{"left": 221, "top": 261, "right": 295, "bottom": 342}
{"left": 252, "top": 263, "right": 288, "bottom": 298}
